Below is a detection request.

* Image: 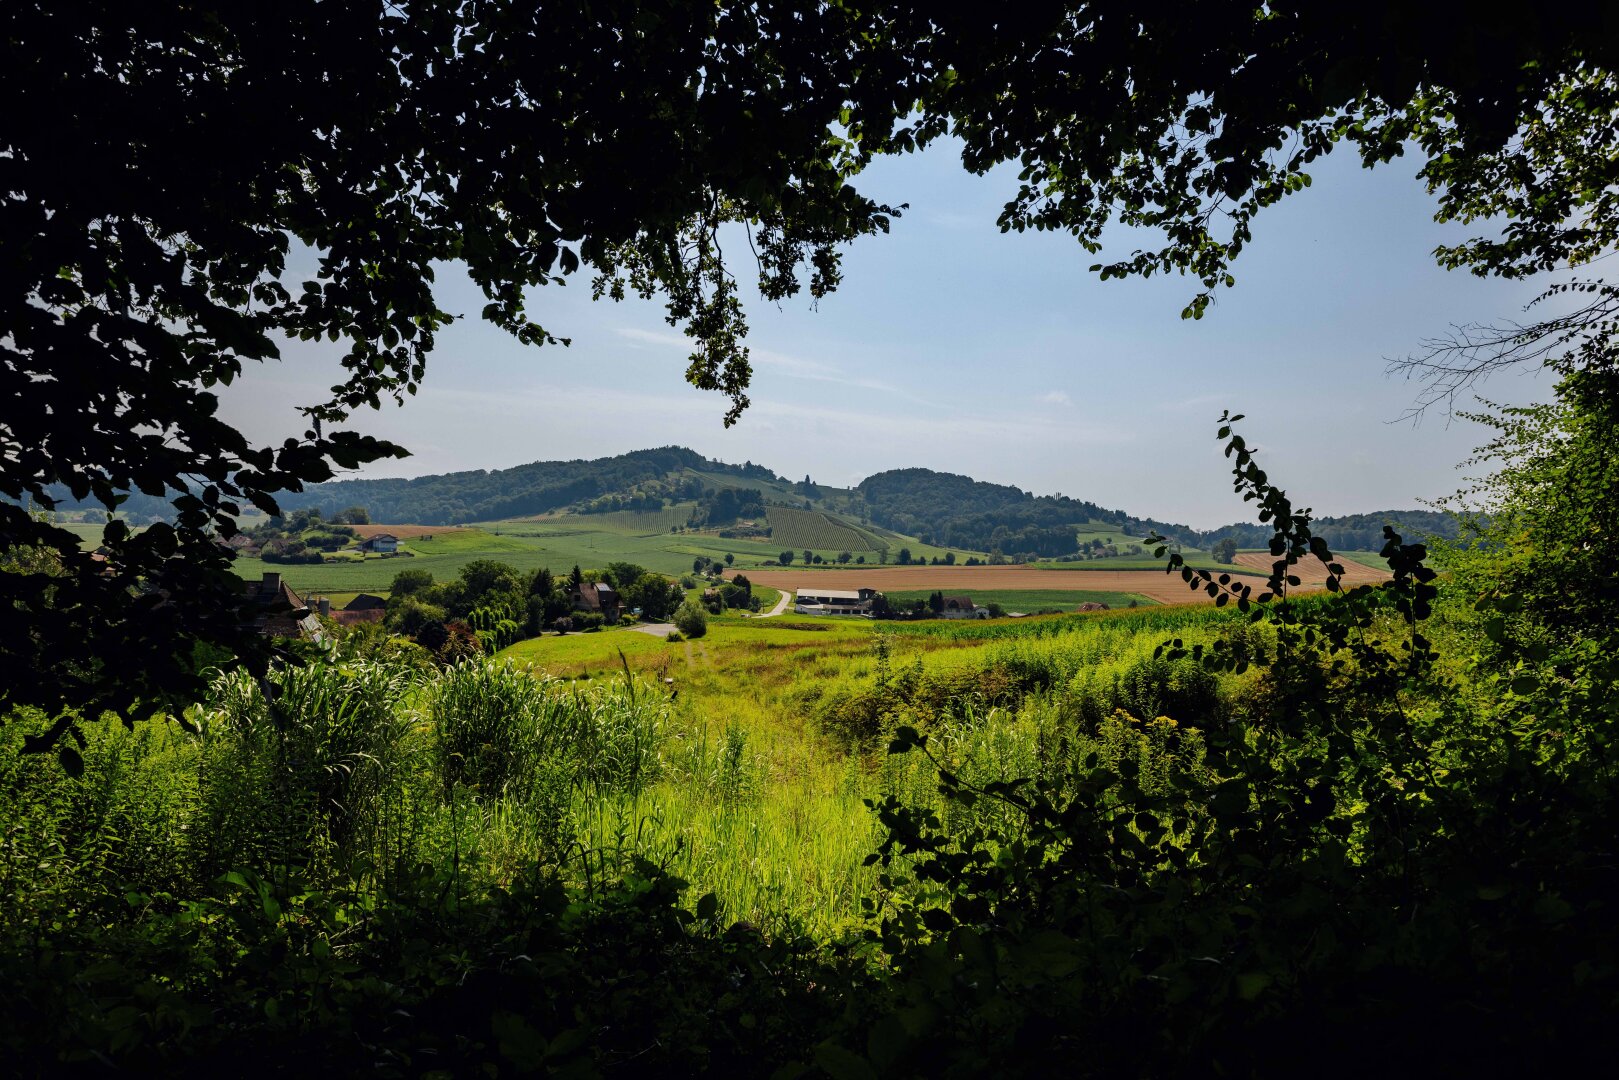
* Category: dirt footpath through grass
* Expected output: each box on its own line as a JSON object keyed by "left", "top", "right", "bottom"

{"left": 736, "top": 558, "right": 1390, "bottom": 606}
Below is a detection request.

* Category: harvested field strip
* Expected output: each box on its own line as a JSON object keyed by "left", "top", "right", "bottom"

{"left": 1232, "top": 550, "right": 1392, "bottom": 585}
{"left": 735, "top": 564, "right": 1376, "bottom": 606}
{"left": 1332, "top": 550, "right": 1393, "bottom": 572}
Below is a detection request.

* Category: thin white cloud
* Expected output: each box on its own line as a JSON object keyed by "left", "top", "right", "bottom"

{"left": 926, "top": 211, "right": 982, "bottom": 231}
{"left": 1039, "top": 390, "right": 1073, "bottom": 407}
{"left": 614, "top": 327, "right": 690, "bottom": 350}
{"left": 752, "top": 347, "right": 840, "bottom": 378}
{"left": 613, "top": 326, "right": 941, "bottom": 407}
{"left": 748, "top": 397, "right": 1135, "bottom": 449}
{"left": 1157, "top": 392, "right": 1231, "bottom": 415}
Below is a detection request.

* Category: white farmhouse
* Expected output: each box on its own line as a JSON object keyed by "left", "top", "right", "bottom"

{"left": 939, "top": 595, "right": 990, "bottom": 619}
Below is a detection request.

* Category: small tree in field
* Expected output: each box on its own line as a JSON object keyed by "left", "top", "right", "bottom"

{"left": 1212, "top": 538, "right": 1238, "bottom": 563}
{"left": 780, "top": 550, "right": 794, "bottom": 565}
{"left": 673, "top": 599, "right": 708, "bottom": 639}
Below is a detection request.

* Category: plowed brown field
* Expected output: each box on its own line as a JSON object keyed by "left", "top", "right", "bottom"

{"left": 1231, "top": 551, "right": 1391, "bottom": 586}
{"left": 739, "top": 557, "right": 1391, "bottom": 607}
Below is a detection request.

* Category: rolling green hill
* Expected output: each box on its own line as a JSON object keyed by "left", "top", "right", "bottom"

{"left": 45, "top": 445, "right": 1453, "bottom": 576}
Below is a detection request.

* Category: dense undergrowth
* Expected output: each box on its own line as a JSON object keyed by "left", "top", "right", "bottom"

{"left": 7, "top": 408, "right": 1619, "bottom": 1073}
{"left": 5, "top": 573, "right": 1614, "bottom": 1073}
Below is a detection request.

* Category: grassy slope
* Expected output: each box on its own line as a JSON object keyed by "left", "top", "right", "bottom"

{"left": 1335, "top": 550, "right": 1394, "bottom": 571}
{"left": 490, "top": 604, "right": 1241, "bottom": 929}
{"left": 231, "top": 527, "right": 549, "bottom": 594}
{"left": 764, "top": 506, "right": 871, "bottom": 553}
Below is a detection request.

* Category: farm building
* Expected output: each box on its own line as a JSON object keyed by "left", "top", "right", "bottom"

{"left": 242, "top": 572, "right": 322, "bottom": 639}
{"left": 569, "top": 581, "right": 622, "bottom": 623}
{"left": 303, "top": 594, "right": 387, "bottom": 627}
{"left": 939, "top": 595, "right": 989, "bottom": 619}
{"left": 794, "top": 587, "right": 879, "bottom": 616}
{"left": 216, "top": 533, "right": 259, "bottom": 557}
{"left": 1075, "top": 601, "right": 1111, "bottom": 612}
{"left": 359, "top": 533, "right": 400, "bottom": 553}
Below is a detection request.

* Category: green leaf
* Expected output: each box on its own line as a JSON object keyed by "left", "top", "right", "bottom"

{"left": 1235, "top": 972, "right": 1272, "bottom": 999}
{"left": 814, "top": 1041, "right": 877, "bottom": 1080}
{"left": 866, "top": 1014, "right": 911, "bottom": 1071}
{"left": 491, "top": 1010, "right": 549, "bottom": 1071}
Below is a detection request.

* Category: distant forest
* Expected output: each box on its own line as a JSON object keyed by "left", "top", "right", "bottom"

{"left": 276, "top": 448, "right": 779, "bottom": 524}
{"left": 42, "top": 449, "right": 1463, "bottom": 552}
{"left": 854, "top": 468, "right": 1460, "bottom": 553}
{"left": 856, "top": 468, "right": 1132, "bottom": 554}
{"left": 1191, "top": 509, "right": 1464, "bottom": 553}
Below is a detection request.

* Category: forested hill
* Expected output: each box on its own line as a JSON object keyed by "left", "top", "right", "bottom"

{"left": 1194, "top": 508, "right": 1464, "bottom": 553}
{"left": 44, "top": 451, "right": 1462, "bottom": 551}
{"left": 856, "top": 467, "right": 1138, "bottom": 553}
{"left": 854, "top": 467, "right": 1463, "bottom": 553}
{"left": 274, "top": 447, "right": 777, "bottom": 524}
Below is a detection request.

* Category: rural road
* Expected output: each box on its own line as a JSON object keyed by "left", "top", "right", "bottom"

{"left": 629, "top": 588, "right": 791, "bottom": 633}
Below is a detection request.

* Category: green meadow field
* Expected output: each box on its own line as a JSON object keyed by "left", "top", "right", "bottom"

{"left": 227, "top": 503, "right": 993, "bottom": 597}
{"left": 477, "top": 604, "right": 1242, "bottom": 930}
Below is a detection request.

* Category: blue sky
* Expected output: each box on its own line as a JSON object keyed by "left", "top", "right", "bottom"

{"left": 221, "top": 140, "right": 1560, "bottom": 528}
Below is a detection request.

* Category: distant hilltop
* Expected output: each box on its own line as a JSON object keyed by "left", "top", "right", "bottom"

{"left": 270, "top": 447, "right": 1463, "bottom": 553}
{"left": 42, "top": 444, "right": 1463, "bottom": 553}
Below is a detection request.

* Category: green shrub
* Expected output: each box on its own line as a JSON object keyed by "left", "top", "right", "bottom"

{"left": 197, "top": 661, "right": 417, "bottom": 875}
{"left": 673, "top": 599, "right": 708, "bottom": 638}
{"left": 431, "top": 659, "right": 554, "bottom": 800}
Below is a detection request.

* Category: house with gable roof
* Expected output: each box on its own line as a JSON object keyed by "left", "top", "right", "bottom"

{"left": 569, "top": 580, "right": 622, "bottom": 623}
{"left": 938, "top": 595, "right": 989, "bottom": 619}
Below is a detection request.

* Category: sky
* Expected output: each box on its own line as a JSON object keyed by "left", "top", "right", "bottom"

{"left": 219, "top": 140, "right": 1562, "bottom": 529}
